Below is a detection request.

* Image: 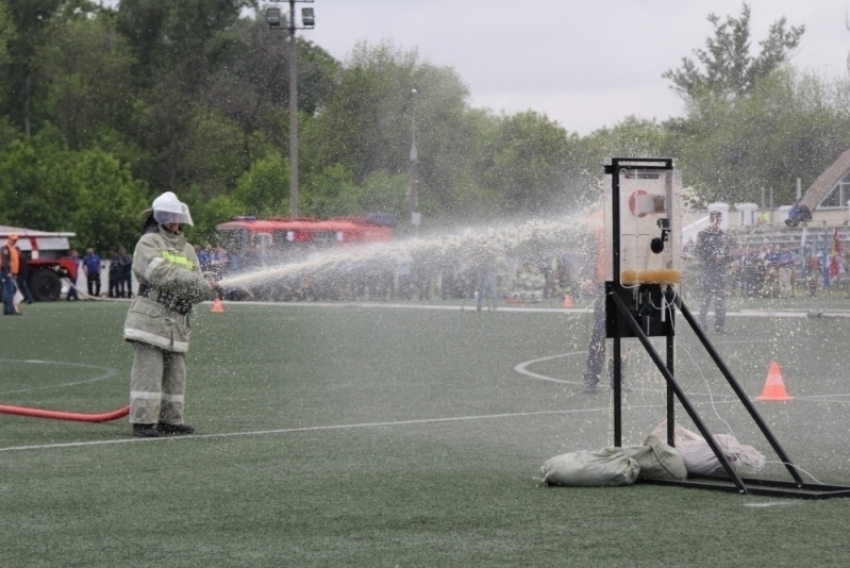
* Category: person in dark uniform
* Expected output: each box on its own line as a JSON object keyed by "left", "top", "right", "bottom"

{"left": 16, "top": 248, "right": 34, "bottom": 304}
{"left": 695, "top": 210, "right": 731, "bottom": 334}
{"left": 118, "top": 247, "right": 133, "bottom": 298}
{"left": 582, "top": 206, "right": 629, "bottom": 393}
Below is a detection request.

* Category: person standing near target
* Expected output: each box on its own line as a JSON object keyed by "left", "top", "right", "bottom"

{"left": 695, "top": 210, "right": 732, "bottom": 335}
{"left": 123, "top": 192, "right": 218, "bottom": 438}
{"left": 1, "top": 233, "right": 20, "bottom": 315}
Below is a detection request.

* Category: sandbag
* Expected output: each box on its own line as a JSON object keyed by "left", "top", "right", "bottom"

{"left": 541, "top": 448, "right": 639, "bottom": 487}
{"left": 652, "top": 419, "right": 765, "bottom": 476}
{"left": 624, "top": 435, "right": 687, "bottom": 481}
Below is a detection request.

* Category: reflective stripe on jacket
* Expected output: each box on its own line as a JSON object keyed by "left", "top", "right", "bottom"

{"left": 123, "top": 227, "right": 216, "bottom": 353}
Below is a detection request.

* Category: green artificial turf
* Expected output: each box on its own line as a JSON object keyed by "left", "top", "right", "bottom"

{"left": 1, "top": 300, "right": 850, "bottom": 567}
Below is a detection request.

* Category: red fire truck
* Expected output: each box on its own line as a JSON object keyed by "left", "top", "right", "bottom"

{"left": 1, "top": 226, "right": 79, "bottom": 301}
{"left": 215, "top": 214, "right": 395, "bottom": 255}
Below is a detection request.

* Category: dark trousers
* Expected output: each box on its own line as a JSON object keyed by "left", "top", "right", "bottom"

{"left": 109, "top": 273, "right": 120, "bottom": 298}
{"left": 698, "top": 269, "right": 726, "bottom": 331}
{"left": 584, "top": 283, "right": 626, "bottom": 388}
{"left": 17, "top": 275, "right": 33, "bottom": 303}
{"left": 584, "top": 285, "right": 607, "bottom": 387}
{"left": 67, "top": 279, "right": 79, "bottom": 301}
{"left": 87, "top": 274, "right": 101, "bottom": 297}
{"left": 2, "top": 275, "right": 16, "bottom": 314}
{"left": 121, "top": 275, "right": 132, "bottom": 298}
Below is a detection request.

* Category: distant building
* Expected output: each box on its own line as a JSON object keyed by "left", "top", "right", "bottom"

{"left": 801, "top": 148, "right": 850, "bottom": 227}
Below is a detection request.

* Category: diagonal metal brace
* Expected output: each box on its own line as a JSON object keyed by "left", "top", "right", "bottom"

{"left": 674, "top": 296, "right": 804, "bottom": 484}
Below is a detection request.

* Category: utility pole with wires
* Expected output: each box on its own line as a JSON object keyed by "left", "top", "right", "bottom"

{"left": 408, "top": 88, "right": 420, "bottom": 229}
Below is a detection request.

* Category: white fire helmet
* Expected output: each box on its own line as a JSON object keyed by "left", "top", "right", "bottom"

{"left": 151, "top": 191, "right": 193, "bottom": 226}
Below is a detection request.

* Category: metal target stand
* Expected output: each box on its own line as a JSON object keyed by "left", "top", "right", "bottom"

{"left": 605, "top": 157, "right": 850, "bottom": 499}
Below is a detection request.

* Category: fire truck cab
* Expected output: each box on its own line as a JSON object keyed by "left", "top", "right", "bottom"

{"left": 1, "top": 225, "right": 78, "bottom": 301}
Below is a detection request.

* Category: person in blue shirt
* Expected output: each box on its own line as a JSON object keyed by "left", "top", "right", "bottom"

{"left": 197, "top": 243, "right": 212, "bottom": 271}
{"left": 82, "top": 247, "right": 102, "bottom": 297}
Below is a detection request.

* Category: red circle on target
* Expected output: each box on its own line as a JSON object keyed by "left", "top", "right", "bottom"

{"left": 629, "top": 189, "right": 648, "bottom": 217}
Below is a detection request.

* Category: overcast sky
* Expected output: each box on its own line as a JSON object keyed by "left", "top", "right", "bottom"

{"left": 291, "top": 0, "right": 850, "bottom": 135}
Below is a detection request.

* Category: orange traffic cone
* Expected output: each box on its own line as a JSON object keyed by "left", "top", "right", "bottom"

{"left": 563, "top": 294, "right": 574, "bottom": 308}
{"left": 754, "top": 360, "right": 793, "bottom": 401}
{"left": 211, "top": 297, "right": 225, "bottom": 313}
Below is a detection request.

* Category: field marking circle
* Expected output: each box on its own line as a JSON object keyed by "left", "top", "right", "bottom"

{"left": 512, "top": 346, "right": 850, "bottom": 404}
{"left": 513, "top": 351, "right": 585, "bottom": 385}
{"left": 0, "top": 358, "right": 120, "bottom": 395}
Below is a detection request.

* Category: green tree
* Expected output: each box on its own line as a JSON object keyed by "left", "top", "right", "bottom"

{"left": 663, "top": 3, "right": 804, "bottom": 99}
{"left": 303, "top": 41, "right": 487, "bottom": 220}
{"left": 569, "top": 117, "right": 672, "bottom": 206}
{"left": 0, "top": 126, "right": 150, "bottom": 247}
{"left": 0, "top": 130, "right": 72, "bottom": 230}
{"left": 180, "top": 190, "right": 244, "bottom": 243}
{"left": 202, "top": 18, "right": 339, "bottom": 178}
{"left": 131, "top": 88, "right": 252, "bottom": 197}
{"left": 35, "top": 16, "right": 135, "bottom": 151}
{"left": 179, "top": 108, "right": 251, "bottom": 199}
{"left": 1, "top": 0, "right": 65, "bottom": 136}
{"left": 0, "top": 0, "right": 16, "bottom": 67}
{"left": 350, "top": 169, "right": 408, "bottom": 215}
{"left": 116, "top": 0, "right": 252, "bottom": 91}
{"left": 67, "top": 149, "right": 149, "bottom": 250}
{"left": 300, "top": 164, "right": 360, "bottom": 218}
{"left": 669, "top": 69, "right": 850, "bottom": 204}
{"left": 477, "top": 111, "right": 576, "bottom": 215}
{"left": 305, "top": 42, "right": 426, "bottom": 183}
{"left": 232, "top": 151, "right": 290, "bottom": 216}
{"left": 208, "top": 18, "right": 339, "bottom": 131}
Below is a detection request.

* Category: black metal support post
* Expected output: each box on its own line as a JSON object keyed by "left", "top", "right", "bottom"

{"left": 666, "top": 288, "right": 675, "bottom": 447}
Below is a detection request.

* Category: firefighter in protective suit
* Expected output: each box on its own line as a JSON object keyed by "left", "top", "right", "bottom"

{"left": 124, "top": 192, "right": 218, "bottom": 437}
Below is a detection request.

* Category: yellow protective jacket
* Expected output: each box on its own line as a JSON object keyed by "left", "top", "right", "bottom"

{"left": 123, "top": 227, "right": 216, "bottom": 353}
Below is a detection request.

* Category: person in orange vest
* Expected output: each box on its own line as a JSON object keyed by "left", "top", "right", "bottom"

{"left": 1, "top": 233, "right": 21, "bottom": 315}
{"left": 582, "top": 208, "right": 606, "bottom": 393}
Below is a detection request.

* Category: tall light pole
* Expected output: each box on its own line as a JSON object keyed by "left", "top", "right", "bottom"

{"left": 266, "top": 1, "right": 315, "bottom": 218}
{"left": 409, "top": 88, "right": 420, "bottom": 228}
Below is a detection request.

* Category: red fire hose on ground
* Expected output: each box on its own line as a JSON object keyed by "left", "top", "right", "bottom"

{"left": 0, "top": 404, "right": 129, "bottom": 423}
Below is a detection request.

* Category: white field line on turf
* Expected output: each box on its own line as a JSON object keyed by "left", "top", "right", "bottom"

{"left": 0, "top": 407, "right": 618, "bottom": 453}
{"left": 213, "top": 299, "right": 589, "bottom": 314}
{"left": 513, "top": 351, "right": 586, "bottom": 385}
{"left": 11, "top": 388, "right": 842, "bottom": 454}
{"left": 206, "top": 299, "right": 831, "bottom": 319}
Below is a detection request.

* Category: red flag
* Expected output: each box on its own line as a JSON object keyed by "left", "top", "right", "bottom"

{"left": 829, "top": 229, "right": 841, "bottom": 280}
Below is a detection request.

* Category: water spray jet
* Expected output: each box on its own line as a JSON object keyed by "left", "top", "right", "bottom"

{"left": 218, "top": 216, "right": 594, "bottom": 291}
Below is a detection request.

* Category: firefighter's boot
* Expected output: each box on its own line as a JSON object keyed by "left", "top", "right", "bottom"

{"left": 132, "top": 424, "right": 160, "bottom": 438}
{"left": 157, "top": 423, "right": 195, "bottom": 435}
